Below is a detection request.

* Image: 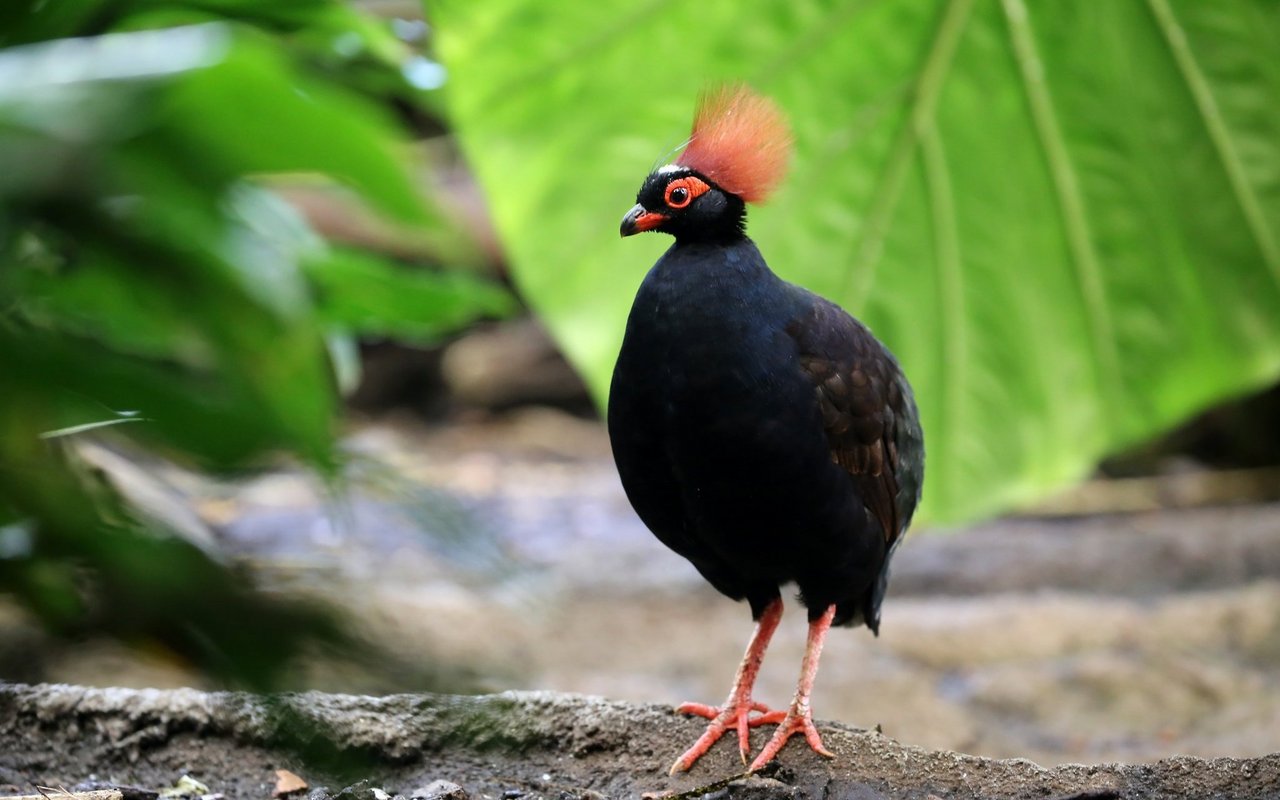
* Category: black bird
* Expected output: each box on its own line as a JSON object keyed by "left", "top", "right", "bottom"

{"left": 608, "top": 86, "right": 924, "bottom": 773}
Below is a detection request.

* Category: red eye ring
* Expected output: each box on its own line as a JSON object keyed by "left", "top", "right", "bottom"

{"left": 664, "top": 176, "right": 710, "bottom": 209}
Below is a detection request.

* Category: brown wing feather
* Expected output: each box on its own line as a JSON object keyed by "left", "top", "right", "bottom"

{"left": 790, "top": 303, "right": 907, "bottom": 546}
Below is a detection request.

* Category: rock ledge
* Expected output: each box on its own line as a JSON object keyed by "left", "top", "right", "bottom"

{"left": 1, "top": 683, "right": 1276, "bottom": 799}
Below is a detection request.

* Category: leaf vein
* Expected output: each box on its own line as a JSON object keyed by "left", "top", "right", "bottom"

{"left": 1145, "top": 0, "right": 1280, "bottom": 289}
{"left": 920, "top": 124, "right": 964, "bottom": 510}
{"left": 1000, "top": 0, "right": 1123, "bottom": 415}
{"left": 844, "top": 0, "right": 974, "bottom": 308}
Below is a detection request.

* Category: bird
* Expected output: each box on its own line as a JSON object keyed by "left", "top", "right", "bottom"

{"left": 607, "top": 85, "right": 924, "bottom": 775}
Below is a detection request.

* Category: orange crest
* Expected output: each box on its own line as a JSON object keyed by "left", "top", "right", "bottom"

{"left": 675, "top": 84, "right": 792, "bottom": 204}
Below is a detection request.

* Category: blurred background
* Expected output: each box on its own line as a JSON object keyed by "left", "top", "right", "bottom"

{"left": 1, "top": 0, "right": 1278, "bottom": 769}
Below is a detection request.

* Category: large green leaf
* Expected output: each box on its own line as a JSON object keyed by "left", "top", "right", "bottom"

{"left": 434, "top": 0, "right": 1280, "bottom": 522}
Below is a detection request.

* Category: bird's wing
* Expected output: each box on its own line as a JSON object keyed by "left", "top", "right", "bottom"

{"left": 786, "top": 296, "right": 921, "bottom": 547}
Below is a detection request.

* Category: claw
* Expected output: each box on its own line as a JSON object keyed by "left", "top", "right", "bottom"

{"left": 747, "top": 706, "right": 833, "bottom": 772}
{"left": 669, "top": 698, "right": 784, "bottom": 773}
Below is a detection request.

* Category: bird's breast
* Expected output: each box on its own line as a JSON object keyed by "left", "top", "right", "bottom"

{"left": 617, "top": 281, "right": 822, "bottom": 473}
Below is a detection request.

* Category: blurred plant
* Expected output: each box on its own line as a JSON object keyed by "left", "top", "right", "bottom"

{"left": 0, "top": 2, "right": 515, "bottom": 687}
{"left": 433, "top": 0, "right": 1280, "bottom": 522}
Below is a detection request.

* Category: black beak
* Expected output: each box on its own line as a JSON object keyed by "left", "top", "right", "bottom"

{"left": 620, "top": 204, "right": 645, "bottom": 237}
{"left": 620, "top": 203, "right": 664, "bottom": 237}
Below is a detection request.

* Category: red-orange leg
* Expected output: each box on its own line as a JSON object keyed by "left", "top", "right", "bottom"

{"left": 748, "top": 603, "right": 837, "bottom": 772}
{"left": 668, "top": 597, "right": 784, "bottom": 774}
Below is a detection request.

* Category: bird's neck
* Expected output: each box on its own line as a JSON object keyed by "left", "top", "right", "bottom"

{"left": 672, "top": 228, "right": 746, "bottom": 246}
{"left": 671, "top": 217, "right": 747, "bottom": 245}
{"left": 651, "top": 237, "right": 783, "bottom": 300}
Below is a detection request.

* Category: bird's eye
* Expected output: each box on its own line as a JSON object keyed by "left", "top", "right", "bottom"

{"left": 662, "top": 175, "right": 711, "bottom": 209}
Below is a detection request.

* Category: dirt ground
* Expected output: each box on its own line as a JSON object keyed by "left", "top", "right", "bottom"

{"left": 2, "top": 411, "right": 1280, "bottom": 798}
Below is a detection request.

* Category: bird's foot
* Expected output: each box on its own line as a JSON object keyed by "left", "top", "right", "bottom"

{"left": 747, "top": 704, "right": 834, "bottom": 772}
{"left": 668, "top": 699, "right": 781, "bottom": 774}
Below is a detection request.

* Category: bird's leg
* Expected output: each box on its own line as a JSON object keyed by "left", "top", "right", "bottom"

{"left": 669, "top": 596, "right": 784, "bottom": 774}
{"left": 747, "top": 604, "right": 837, "bottom": 772}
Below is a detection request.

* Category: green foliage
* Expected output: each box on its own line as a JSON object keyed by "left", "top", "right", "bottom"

{"left": 0, "top": 4, "right": 514, "bottom": 686}
{"left": 434, "top": 0, "right": 1280, "bottom": 522}
{"left": 309, "top": 246, "right": 517, "bottom": 341}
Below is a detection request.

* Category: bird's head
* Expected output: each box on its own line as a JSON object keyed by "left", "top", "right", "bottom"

{"left": 621, "top": 85, "right": 792, "bottom": 245}
{"left": 620, "top": 166, "right": 744, "bottom": 242}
